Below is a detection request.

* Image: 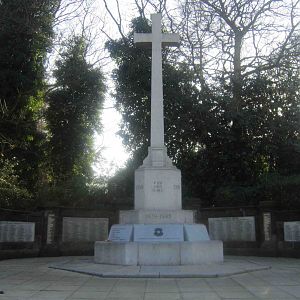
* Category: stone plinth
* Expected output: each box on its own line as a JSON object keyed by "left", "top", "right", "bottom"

{"left": 180, "top": 241, "right": 223, "bottom": 264}
{"left": 119, "top": 210, "right": 194, "bottom": 224}
{"left": 94, "top": 242, "right": 137, "bottom": 265}
{"left": 94, "top": 224, "right": 223, "bottom": 265}
{"left": 94, "top": 240, "right": 223, "bottom": 266}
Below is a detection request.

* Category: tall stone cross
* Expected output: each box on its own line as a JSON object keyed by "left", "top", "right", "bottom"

{"left": 134, "top": 13, "right": 180, "bottom": 148}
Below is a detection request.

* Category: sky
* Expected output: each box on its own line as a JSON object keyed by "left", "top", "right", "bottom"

{"left": 53, "top": 0, "right": 138, "bottom": 177}
{"left": 89, "top": 0, "right": 173, "bottom": 177}
{"left": 52, "top": 0, "right": 181, "bottom": 177}
{"left": 53, "top": 0, "right": 299, "bottom": 178}
{"left": 90, "top": 0, "right": 178, "bottom": 177}
{"left": 92, "top": 97, "right": 129, "bottom": 177}
{"left": 91, "top": 1, "right": 136, "bottom": 177}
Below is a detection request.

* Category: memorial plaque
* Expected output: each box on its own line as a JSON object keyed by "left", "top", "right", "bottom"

{"left": 263, "top": 213, "right": 271, "bottom": 241}
{"left": 108, "top": 224, "right": 133, "bottom": 242}
{"left": 62, "top": 217, "right": 108, "bottom": 242}
{"left": 184, "top": 224, "right": 210, "bottom": 241}
{"left": 134, "top": 224, "right": 184, "bottom": 242}
{"left": 0, "top": 221, "right": 35, "bottom": 242}
{"left": 208, "top": 216, "right": 256, "bottom": 241}
{"left": 284, "top": 221, "right": 300, "bottom": 241}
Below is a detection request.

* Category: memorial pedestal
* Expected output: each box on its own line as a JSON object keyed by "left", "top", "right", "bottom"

{"left": 134, "top": 146, "right": 182, "bottom": 210}
{"left": 94, "top": 149, "right": 223, "bottom": 265}
{"left": 94, "top": 148, "right": 223, "bottom": 265}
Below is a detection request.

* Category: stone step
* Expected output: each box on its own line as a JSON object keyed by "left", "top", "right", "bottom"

{"left": 94, "top": 240, "right": 223, "bottom": 265}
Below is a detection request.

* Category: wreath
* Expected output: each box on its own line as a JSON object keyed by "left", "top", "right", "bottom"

{"left": 154, "top": 227, "right": 163, "bottom": 237}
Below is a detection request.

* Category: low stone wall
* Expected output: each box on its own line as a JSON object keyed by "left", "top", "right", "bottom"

{"left": 196, "top": 204, "right": 300, "bottom": 258}
{"left": 0, "top": 207, "right": 118, "bottom": 259}
{"left": 0, "top": 202, "right": 299, "bottom": 259}
{"left": 0, "top": 210, "right": 43, "bottom": 259}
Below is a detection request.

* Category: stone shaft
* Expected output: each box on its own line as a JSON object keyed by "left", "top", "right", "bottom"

{"left": 151, "top": 14, "right": 163, "bottom": 147}
{"left": 134, "top": 13, "right": 179, "bottom": 148}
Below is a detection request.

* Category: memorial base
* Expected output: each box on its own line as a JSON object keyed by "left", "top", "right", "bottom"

{"left": 94, "top": 223, "right": 224, "bottom": 265}
{"left": 94, "top": 145, "right": 224, "bottom": 266}
{"left": 94, "top": 240, "right": 223, "bottom": 266}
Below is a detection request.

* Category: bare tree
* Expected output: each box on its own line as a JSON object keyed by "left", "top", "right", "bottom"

{"left": 173, "top": 0, "right": 300, "bottom": 112}
{"left": 99, "top": 0, "right": 300, "bottom": 112}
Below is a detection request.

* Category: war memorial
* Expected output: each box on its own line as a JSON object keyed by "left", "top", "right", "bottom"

{"left": 94, "top": 13, "right": 223, "bottom": 266}
{"left": 0, "top": 12, "right": 299, "bottom": 270}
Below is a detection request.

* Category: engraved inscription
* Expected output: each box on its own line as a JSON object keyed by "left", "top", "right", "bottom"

{"left": 62, "top": 217, "right": 108, "bottom": 242}
{"left": 263, "top": 213, "right": 271, "bottom": 241}
{"left": 152, "top": 181, "right": 163, "bottom": 192}
{"left": 144, "top": 213, "right": 172, "bottom": 221}
{"left": 173, "top": 184, "right": 180, "bottom": 190}
{"left": 136, "top": 184, "right": 144, "bottom": 190}
{"left": 109, "top": 225, "right": 133, "bottom": 242}
{"left": 46, "top": 213, "right": 56, "bottom": 244}
{"left": 208, "top": 217, "right": 256, "bottom": 241}
{"left": 0, "top": 221, "right": 35, "bottom": 242}
{"left": 284, "top": 221, "right": 300, "bottom": 241}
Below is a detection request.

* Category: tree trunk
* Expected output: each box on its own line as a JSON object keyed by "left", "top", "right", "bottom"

{"left": 232, "top": 31, "right": 243, "bottom": 114}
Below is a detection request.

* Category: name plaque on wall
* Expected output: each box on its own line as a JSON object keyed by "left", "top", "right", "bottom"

{"left": 62, "top": 217, "right": 108, "bottom": 242}
{"left": 284, "top": 221, "right": 300, "bottom": 242}
{"left": 0, "top": 221, "right": 35, "bottom": 242}
{"left": 208, "top": 216, "right": 256, "bottom": 241}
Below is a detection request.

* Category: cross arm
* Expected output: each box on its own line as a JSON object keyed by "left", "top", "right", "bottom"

{"left": 134, "top": 33, "right": 153, "bottom": 48}
{"left": 162, "top": 33, "right": 180, "bottom": 47}
{"left": 134, "top": 32, "right": 180, "bottom": 48}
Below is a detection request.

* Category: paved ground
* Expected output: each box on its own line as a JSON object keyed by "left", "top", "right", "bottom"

{"left": 0, "top": 256, "right": 299, "bottom": 299}
{"left": 49, "top": 256, "right": 271, "bottom": 278}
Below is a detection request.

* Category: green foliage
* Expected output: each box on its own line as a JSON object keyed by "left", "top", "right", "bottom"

{"left": 0, "top": 157, "right": 33, "bottom": 209}
{"left": 106, "top": 18, "right": 152, "bottom": 159}
{"left": 260, "top": 173, "right": 300, "bottom": 209}
{"left": 0, "top": 0, "right": 58, "bottom": 192}
{"left": 106, "top": 17, "right": 204, "bottom": 163}
{"left": 192, "top": 74, "right": 300, "bottom": 206}
{"left": 107, "top": 16, "right": 300, "bottom": 208}
{"left": 46, "top": 37, "right": 106, "bottom": 205}
{"left": 37, "top": 175, "right": 90, "bottom": 207}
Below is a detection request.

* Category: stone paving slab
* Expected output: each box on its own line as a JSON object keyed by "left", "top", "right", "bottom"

{"left": 49, "top": 257, "right": 271, "bottom": 278}
{"left": 0, "top": 256, "right": 300, "bottom": 299}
